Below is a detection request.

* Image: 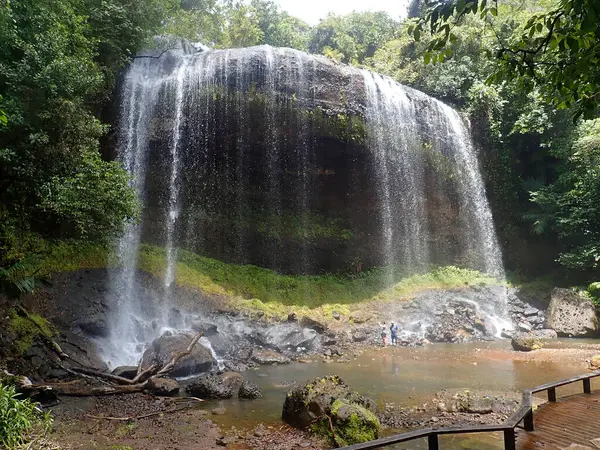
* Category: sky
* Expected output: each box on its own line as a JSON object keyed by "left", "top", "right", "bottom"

{"left": 275, "top": 0, "right": 410, "bottom": 25}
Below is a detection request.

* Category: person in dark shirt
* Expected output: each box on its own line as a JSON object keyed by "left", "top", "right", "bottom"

{"left": 390, "top": 322, "right": 399, "bottom": 345}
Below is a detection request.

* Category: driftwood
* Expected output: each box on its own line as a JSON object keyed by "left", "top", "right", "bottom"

{"left": 84, "top": 404, "right": 197, "bottom": 421}
{"left": 72, "top": 364, "right": 158, "bottom": 385}
{"left": 21, "top": 380, "right": 149, "bottom": 396}
{"left": 24, "top": 332, "right": 204, "bottom": 397}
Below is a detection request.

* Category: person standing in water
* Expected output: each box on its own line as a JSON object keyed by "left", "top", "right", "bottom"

{"left": 379, "top": 321, "right": 387, "bottom": 346}
{"left": 390, "top": 321, "right": 399, "bottom": 345}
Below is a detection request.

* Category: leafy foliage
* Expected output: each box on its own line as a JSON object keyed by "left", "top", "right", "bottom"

{"left": 0, "top": 383, "right": 52, "bottom": 449}
{"left": 411, "top": 0, "right": 600, "bottom": 119}
{"left": 530, "top": 119, "right": 600, "bottom": 269}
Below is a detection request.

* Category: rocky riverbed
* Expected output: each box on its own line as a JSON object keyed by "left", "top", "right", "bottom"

{"left": 3, "top": 269, "right": 600, "bottom": 449}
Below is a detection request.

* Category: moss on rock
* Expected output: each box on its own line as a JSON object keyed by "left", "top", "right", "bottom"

{"left": 282, "top": 375, "right": 379, "bottom": 446}
{"left": 7, "top": 308, "right": 57, "bottom": 354}
{"left": 329, "top": 399, "right": 380, "bottom": 446}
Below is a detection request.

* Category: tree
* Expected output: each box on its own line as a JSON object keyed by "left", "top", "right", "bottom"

{"left": 530, "top": 119, "right": 600, "bottom": 269}
{"left": 410, "top": 0, "right": 600, "bottom": 119}
{"left": 250, "top": 0, "right": 309, "bottom": 50}
{"left": 0, "top": 0, "right": 146, "bottom": 265}
{"left": 309, "top": 12, "right": 400, "bottom": 64}
{"left": 222, "top": 1, "right": 264, "bottom": 48}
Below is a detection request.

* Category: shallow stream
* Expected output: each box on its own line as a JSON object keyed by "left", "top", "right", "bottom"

{"left": 204, "top": 339, "right": 600, "bottom": 449}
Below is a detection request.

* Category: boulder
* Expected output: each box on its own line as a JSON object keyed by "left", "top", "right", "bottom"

{"left": 332, "top": 311, "right": 341, "bottom": 320}
{"left": 511, "top": 334, "right": 543, "bottom": 351}
{"left": 589, "top": 355, "right": 600, "bottom": 370}
{"left": 186, "top": 372, "right": 244, "bottom": 399}
{"left": 282, "top": 375, "right": 379, "bottom": 446}
{"left": 238, "top": 380, "right": 262, "bottom": 399}
{"left": 251, "top": 349, "right": 291, "bottom": 365}
{"left": 547, "top": 288, "right": 599, "bottom": 337}
{"left": 300, "top": 316, "right": 327, "bottom": 334}
{"left": 189, "top": 320, "right": 218, "bottom": 336}
{"left": 530, "top": 329, "right": 558, "bottom": 340}
{"left": 140, "top": 333, "right": 216, "bottom": 378}
{"left": 352, "top": 331, "right": 367, "bottom": 342}
{"left": 257, "top": 325, "right": 318, "bottom": 352}
{"left": 146, "top": 377, "right": 180, "bottom": 396}
{"left": 517, "top": 321, "right": 533, "bottom": 332}
{"left": 78, "top": 317, "right": 109, "bottom": 338}
{"left": 111, "top": 366, "right": 138, "bottom": 380}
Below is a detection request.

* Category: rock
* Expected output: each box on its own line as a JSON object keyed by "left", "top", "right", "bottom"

{"left": 288, "top": 312, "right": 297, "bottom": 322}
{"left": 47, "top": 368, "right": 69, "bottom": 380}
{"left": 352, "top": 331, "right": 367, "bottom": 342}
{"left": 111, "top": 366, "right": 138, "bottom": 380}
{"left": 146, "top": 377, "right": 180, "bottom": 396}
{"left": 251, "top": 349, "right": 290, "bottom": 365}
{"left": 547, "top": 288, "right": 599, "bottom": 337}
{"left": 436, "top": 390, "right": 520, "bottom": 415}
{"left": 140, "top": 333, "right": 216, "bottom": 378}
{"left": 589, "top": 355, "right": 600, "bottom": 369}
{"left": 282, "top": 376, "right": 379, "bottom": 446}
{"left": 501, "top": 330, "right": 515, "bottom": 339}
{"left": 186, "top": 372, "right": 244, "bottom": 399}
{"left": 300, "top": 316, "right": 326, "bottom": 334}
{"left": 523, "top": 306, "right": 539, "bottom": 317}
{"left": 332, "top": 311, "right": 341, "bottom": 320}
{"left": 530, "top": 329, "right": 558, "bottom": 340}
{"left": 78, "top": 318, "right": 109, "bottom": 338}
{"left": 212, "top": 407, "right": 226, "bottom": 415}
{"left": 511, "top": 334, "right": 543, "bottom": 351}
{"left": 349, "top": 312, "right": 371, "bottom": 324}
{"left": 238, "top": 380, "right": 262, "bottom": 399}
{"left": 517, "top": 321, "right": 533, "bottom": 332}
{"left": 189, "top": 320, "right": 218, "bottom": 336}
{"left": 216, "top": 436, "right": 234, "bottom": 446}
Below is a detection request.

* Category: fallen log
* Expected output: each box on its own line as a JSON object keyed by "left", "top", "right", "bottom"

{"left": 21, "top": 380, "right": 149, "bottom": 397}
{"left": 19, "top": 332, "right": 205, "bottom": 398}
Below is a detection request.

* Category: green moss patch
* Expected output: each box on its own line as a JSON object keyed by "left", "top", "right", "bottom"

{"left": 7, "top": 308, "right": 57, "bottom": 354}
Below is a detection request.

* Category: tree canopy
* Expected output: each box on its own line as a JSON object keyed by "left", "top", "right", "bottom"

{"left": 0, "top": 0, "right": 598, "bottom": 286}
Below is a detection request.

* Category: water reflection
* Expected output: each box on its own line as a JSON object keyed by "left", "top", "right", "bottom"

{"left": 204, "top": 340, "right": 599, "bottom": 449}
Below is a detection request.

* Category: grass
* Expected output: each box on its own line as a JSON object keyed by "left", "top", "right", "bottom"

{"left": 34, "top": 240, "right": 501, "bottom": 320}
{"left": 137, "top": 245, "right": 499, "bottom": 318}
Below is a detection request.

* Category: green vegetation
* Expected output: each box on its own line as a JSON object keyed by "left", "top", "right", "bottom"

{"left": 1, "top": 0, "right": 599, "bottom": 300}
{"left": 128, "top": 245, "right": 497, "bottom": 318}
{"left": 0, "top": 383, "right": 52, "bottom": 449}
{"left": 7, "top": 308, "right": 57, "bottom": 354}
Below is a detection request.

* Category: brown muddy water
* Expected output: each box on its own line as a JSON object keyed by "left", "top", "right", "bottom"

{"left": 202, "top": 339, "right": 600, "bottom": 449}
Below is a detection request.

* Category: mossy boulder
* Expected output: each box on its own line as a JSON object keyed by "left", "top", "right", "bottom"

{"left": 589, "top": 355, "right": 600, "bottom": 370}
{"left": 511, "top": 334, "right": 543, "bottom": 351}
{"left": 281, "top": 375, "right": 380, "bottom": 446}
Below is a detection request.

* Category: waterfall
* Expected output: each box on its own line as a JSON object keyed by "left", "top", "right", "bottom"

{"left": 102, "top": 45, "right": 508, "bottom": 366}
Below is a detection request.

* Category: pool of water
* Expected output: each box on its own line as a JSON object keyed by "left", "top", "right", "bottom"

{"left": 204, "top": 339, "right": 600, "bottom": 448}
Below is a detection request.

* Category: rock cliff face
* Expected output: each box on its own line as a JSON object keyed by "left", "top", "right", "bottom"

{"left": 117, "top": 44, "right": 503, "bottom": 277}
{"left": 547, "top": 288, "right": 599, "bottom": 337}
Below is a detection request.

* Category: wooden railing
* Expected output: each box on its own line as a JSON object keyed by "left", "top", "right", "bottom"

{"left": 339, "top": 371, "right": 600, "bottom": 450}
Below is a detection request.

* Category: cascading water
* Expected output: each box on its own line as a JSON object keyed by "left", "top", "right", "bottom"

{"left": 102, "top": 44, "right": 510, "bottom": 366}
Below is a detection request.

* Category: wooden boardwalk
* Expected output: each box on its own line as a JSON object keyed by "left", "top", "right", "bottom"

{"left": 518, "top": 391, "right": 600, "bottom": 449}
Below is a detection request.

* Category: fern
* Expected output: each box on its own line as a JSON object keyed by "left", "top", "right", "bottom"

{"left": 0, "top": 257, "right": 42, "bottom": 298}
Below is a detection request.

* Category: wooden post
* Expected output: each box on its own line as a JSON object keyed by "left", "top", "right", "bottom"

{"left": 524, "top": 408, "right": 534, "bottom": 432}
{"left": 583, "top": 378, "right": 592, "bottom": 394}
{"left": 428, "top": 434, "right": 439, "bottom": 450}
{"left": 548, "top": 387, "right": 557, "bottom": 402}
{"left": 504, "top": 428, "right": 516, "bottom": 450}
